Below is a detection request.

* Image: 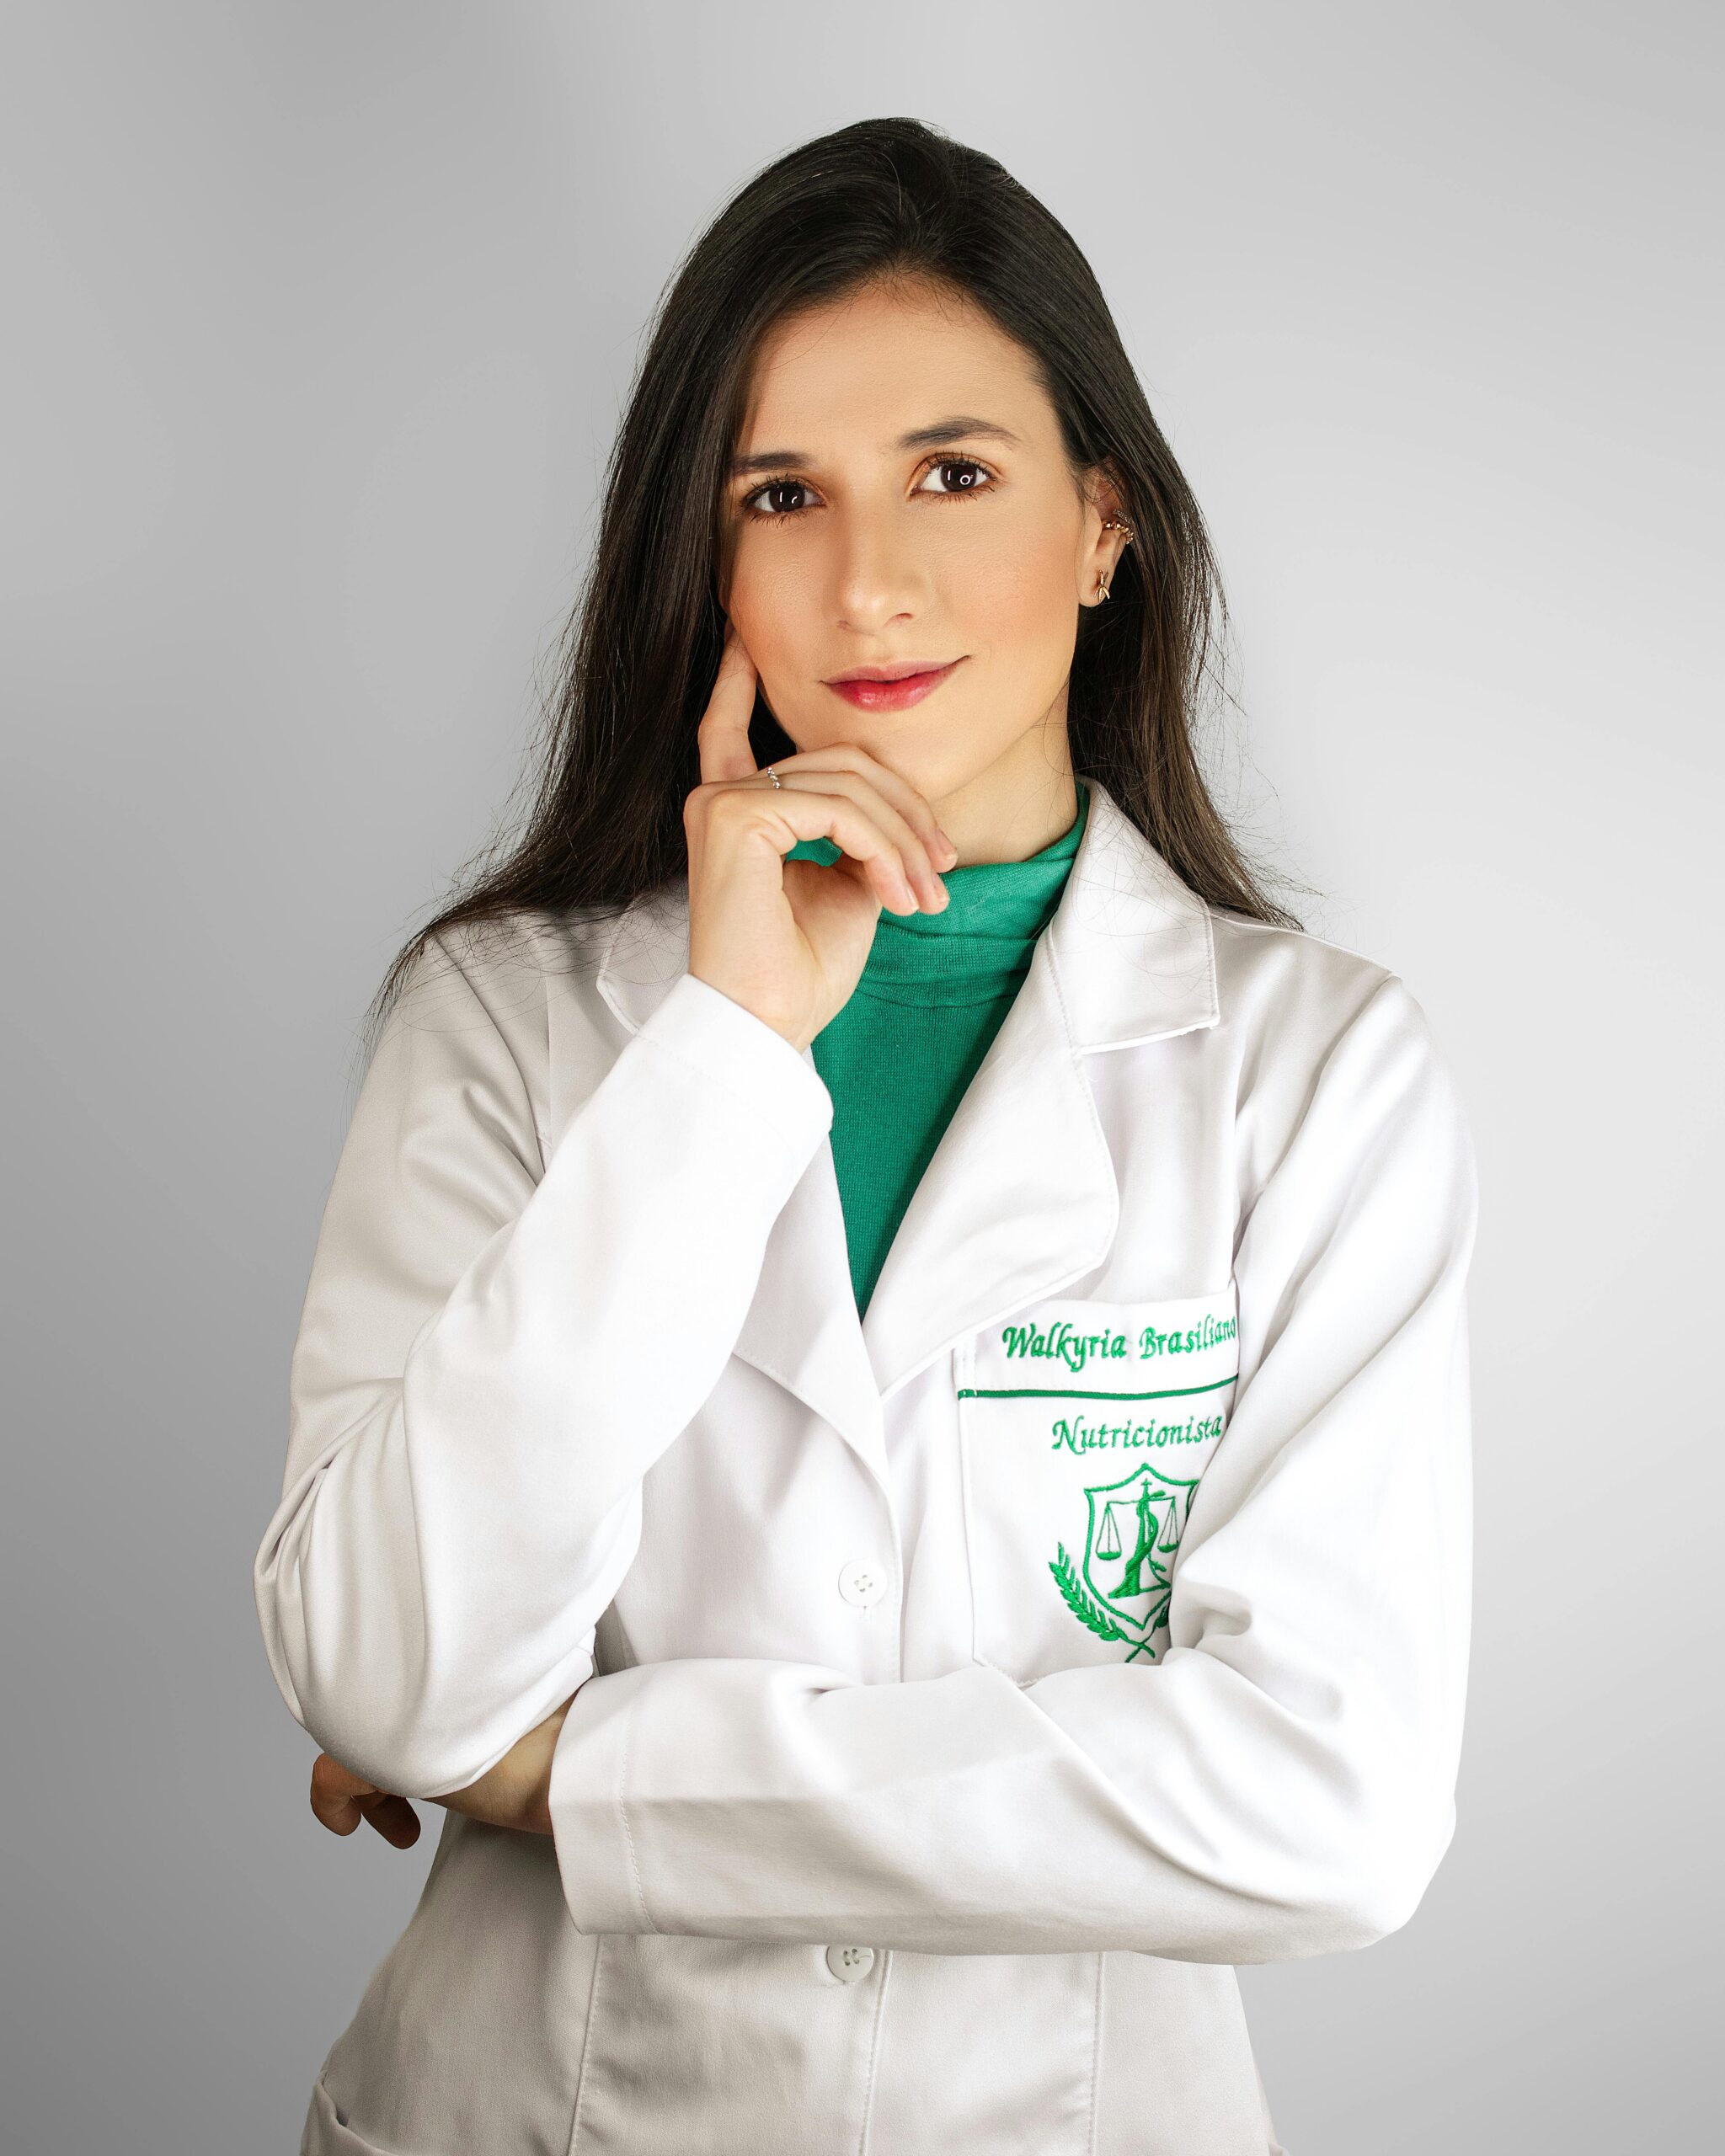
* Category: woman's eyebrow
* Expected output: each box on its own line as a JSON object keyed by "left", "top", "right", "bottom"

{"left": 727, "top": 417, "right": 1023, "bottom": 478}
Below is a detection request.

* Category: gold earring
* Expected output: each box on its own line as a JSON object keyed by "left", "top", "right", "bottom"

{"left": 1097, "top": 516, "right": 1133, "bottom": 602}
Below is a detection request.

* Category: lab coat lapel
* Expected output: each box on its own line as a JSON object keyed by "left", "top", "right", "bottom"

{"left": 858, "top": 777, "right": 1220, "bottom": 1398}
{"left": 858, "top": 939, "right": 1110, "bottom": 1397}
{"left": 591, "top": 778, "right": 1219, "bottom": 1481}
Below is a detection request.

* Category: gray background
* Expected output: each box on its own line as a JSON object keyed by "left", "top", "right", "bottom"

{"left": 3, "top": 4, "right": 1718, "bottom": 2150}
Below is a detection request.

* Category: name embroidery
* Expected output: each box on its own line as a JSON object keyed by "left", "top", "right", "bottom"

{"left": 1000, "top": 1311, "right": 1236, "bottom": 1374}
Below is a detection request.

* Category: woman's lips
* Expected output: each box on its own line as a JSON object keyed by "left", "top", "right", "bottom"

{"left": 825, "top": 658, "right": 964, "bottom": 711}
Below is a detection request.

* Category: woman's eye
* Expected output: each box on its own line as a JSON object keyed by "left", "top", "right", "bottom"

{"left": 743, "top": 478, "right": 815, "bottom": 520}
{"left": 917, "top": 456, "right": 996, "bottom": 498}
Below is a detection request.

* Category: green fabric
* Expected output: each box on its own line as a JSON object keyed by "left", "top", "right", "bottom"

{"left": 784, "top": 782, "right": 1090, "bottom": 1317}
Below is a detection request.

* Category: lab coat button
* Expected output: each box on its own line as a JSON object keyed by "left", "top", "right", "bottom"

{"left": 837, "top": 1559, "right": 888, "bottom": 1609}
{"left": 826, "top": 1944, "right": 875, "bottom": 1982}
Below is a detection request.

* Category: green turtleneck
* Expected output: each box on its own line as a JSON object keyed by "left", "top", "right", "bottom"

{"left": 784, "top": 781, "right": 1090, "bottom": 1318}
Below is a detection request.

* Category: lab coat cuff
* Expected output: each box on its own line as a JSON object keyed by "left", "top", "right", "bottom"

{"left": 547, "top": 1666, "right": 659, "bottom": 1935}
{"left": 634, "top": 971, "right": 832, "bottom": 1168}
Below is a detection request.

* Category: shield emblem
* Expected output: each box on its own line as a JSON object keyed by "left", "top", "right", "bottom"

{"left": 1049, "top": 1460, "right": 1199, "bottom": 1663}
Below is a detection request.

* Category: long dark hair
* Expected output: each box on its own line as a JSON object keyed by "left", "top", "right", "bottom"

{"left": 357, "top": 115, "right": 1303, "bottom": 1066}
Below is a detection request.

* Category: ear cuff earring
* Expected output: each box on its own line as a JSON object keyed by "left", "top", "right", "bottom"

{"left": 1095, "top": 517, "right": 1135, "bottom": 601}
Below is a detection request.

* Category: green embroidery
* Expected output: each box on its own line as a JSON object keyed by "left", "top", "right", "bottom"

{"left": 1046, "top": 1463, "right": 1201, "bottom": 1663}
{"left": 1049, "top": 1407, "right": 1226, "bottom": 1454}
{"left": 966, "top": 1310, "right": 1234, "bottom": 1666}
{"left": 1049, "top": 1542, "right": 1138, "bottom": 1652}
{"left": 1003, "top": 1320, "right": 1129, "bottom": 1373}
{"left": 1000, "top": 1311, "right": 1236, "bottom": 1374}
{"left": 956, "top": 1374, "right": 1236, "bottom": 1403}
{"left": 1136, "top": 1311, "right": 1236, "bottom": 1358}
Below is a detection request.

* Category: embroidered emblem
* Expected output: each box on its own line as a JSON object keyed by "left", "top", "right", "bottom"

{"left": 1049, "top": 1460, "right": 1200, "bottom": 1663}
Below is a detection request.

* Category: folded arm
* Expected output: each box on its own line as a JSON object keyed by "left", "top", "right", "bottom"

{"left": 253, "top": 926, "right": 834, "bottom": 1800}
{"left": 547, "top": 973, "right": 1478, "bottom": 1962}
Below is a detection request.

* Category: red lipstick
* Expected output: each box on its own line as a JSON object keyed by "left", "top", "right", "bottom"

{"left": 825, "top": 658, "right": 965, "bottom": 711}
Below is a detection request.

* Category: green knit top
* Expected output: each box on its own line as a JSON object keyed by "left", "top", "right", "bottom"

{"left": 785, "top": 781, "right": 1091, "bottom": 1317}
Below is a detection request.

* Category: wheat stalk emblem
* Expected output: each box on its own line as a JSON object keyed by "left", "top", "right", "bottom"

{"left": 1049, "top": 1542, "right": 1130, "bottom": 1646}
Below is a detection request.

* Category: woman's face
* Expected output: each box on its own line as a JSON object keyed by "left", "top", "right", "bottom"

{"left": 716, "top": 278, "right": 1125, "bottom": 850}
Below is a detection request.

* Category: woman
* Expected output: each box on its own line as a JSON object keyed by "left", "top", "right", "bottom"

{"left": 254, "top": 117, "right": 1477, "bottom": 2156}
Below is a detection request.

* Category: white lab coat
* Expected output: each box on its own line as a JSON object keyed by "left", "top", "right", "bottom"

{"left": 254, "top": 775, "right": 1477, "bottom": 2156}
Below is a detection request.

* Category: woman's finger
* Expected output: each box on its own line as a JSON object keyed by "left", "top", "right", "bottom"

{"left": 699, "top": 776, "right": 930, "bottom": 915}
{"left": 742, "top": 759, "right": 952, "bottom": 909}
{"left": 696, "top": 622, "right": 764, "bottom": 786}
{"left": 768, "top": 742, "right": 958, "bottom": 883}
{"left": 309, "top": 1753, "right": 421, "bottom": 1848}
{"left": 309, "top": 1751, "right": 369, "bottom": 1833}
{"left": 357, "top": 1790, "right": 422, "bottom": 1849}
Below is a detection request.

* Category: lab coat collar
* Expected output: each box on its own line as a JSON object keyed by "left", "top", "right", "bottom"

{"left": 595, "top": 776, "right": 1219, "bottom": 1488}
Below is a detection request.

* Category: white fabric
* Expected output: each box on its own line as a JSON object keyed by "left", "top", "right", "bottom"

{"left": 254, "top": 776, "right": 1475, "bottom": 2155}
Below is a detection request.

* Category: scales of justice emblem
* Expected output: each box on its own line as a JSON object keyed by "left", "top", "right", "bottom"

{"left": 1049, "top": 1461, "right": 1199, "bottom": 1663}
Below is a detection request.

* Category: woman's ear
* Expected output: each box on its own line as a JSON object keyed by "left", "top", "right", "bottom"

{"left": 1079, "top": 458, "right": 1133, "bottom": 602}
{"left": 1089, "top": 456, "right": 1129, "bottom": 531}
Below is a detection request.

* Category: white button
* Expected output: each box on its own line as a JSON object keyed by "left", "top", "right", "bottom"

{"left": 826, "top": 1944, "right": 875, "bottom": 1982}
{"left": 837, "top": 1558, "right": 888, "bottom": 1609}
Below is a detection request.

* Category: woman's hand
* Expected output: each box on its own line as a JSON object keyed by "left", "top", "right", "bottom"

{"left": 308, "top": 1695, "right": 577, "bottom": 1848}
{"left": 685, "top": 622, "right": 959, "bottom": 1053}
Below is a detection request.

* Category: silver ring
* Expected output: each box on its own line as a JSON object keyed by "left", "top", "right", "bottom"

{"left": 765, "top": 766, "right": 782, "bottom": 788}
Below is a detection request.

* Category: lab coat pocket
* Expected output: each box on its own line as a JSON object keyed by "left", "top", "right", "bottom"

{"left": 956, "top": 1283, "right": 1240, "bottom": 1679}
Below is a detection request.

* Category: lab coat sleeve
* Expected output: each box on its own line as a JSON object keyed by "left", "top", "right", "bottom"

{"left": 547, "top": 970, "right": 1477, "bottom": 1962}
{"left": 251, "top": 926, "right": 834, "bottom": 1800}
